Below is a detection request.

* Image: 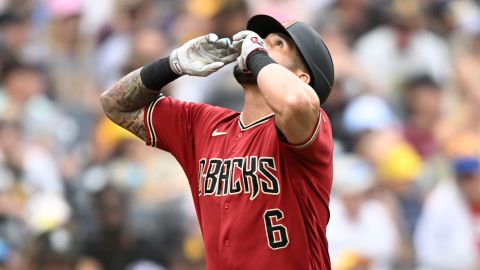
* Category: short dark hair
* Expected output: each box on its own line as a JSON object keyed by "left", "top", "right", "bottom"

{"left": 3, "top": 60, "right": 44, "bottom": 79}
{"left": 0, "top": 11, "right": 26, "bottom": 27}
{"left": 404, "top": 74, "right": 440, "bottom": 92}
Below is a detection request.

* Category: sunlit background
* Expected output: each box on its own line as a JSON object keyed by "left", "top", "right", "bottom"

{"left": 0, "top": 0, "right": 479, "bottom": 269}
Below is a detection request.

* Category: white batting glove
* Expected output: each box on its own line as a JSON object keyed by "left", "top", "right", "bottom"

{"left": 170, "top": 33, "right": 239, "bottom": 77}
{"left": 232, "top": 30, "right": 267, "bottom": 72}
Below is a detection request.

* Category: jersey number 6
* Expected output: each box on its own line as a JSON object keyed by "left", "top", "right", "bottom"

{"left": 264, "top": 209, "right": 289, "bottom": 250}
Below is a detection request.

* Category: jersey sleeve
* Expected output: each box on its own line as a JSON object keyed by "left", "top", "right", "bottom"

{"left": 143, "top": 95, "right": 210, "bottom": 173}
{"left": 278, "top": 109, "right": 334, "bottom": 165}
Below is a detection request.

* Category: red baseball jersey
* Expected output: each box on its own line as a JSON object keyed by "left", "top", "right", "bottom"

{"left": 143, "top": 95, "right": 333, "bottom": 270}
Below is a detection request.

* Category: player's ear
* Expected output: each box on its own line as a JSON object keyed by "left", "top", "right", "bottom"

{"left": 297, "top": 71, "right": 310, "bottom": 84}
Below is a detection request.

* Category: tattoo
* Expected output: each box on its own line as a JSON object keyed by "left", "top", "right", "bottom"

{"left": 104, "top": 69, "right": 159, "bottom": 112}
{"left": 117, "top": 109, "right": 147, "bottom": 141}
{"left": 100, "top": 68, "right": 160, "bottom": 141}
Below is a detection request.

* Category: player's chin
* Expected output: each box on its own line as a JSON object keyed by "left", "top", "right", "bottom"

{"left": 233, "top": 64, "right": 257, "bottom": 85}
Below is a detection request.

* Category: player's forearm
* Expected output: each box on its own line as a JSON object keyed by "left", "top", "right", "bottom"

{"left": 248, "top": 52, "right": 319, "bottom": 118}
{"left": 100, "top": 68, "right": 159, "bottom": 116}
{"left": 101, "top": 56, "right": 179, "bottom": 114}
{"left": 248, "top": 51, "right": 320, "bottom": 144}
{"left": 256, "top": 63, "right": 319, "bottom": 117}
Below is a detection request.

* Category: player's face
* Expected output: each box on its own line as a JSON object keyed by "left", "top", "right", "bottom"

{"left": 233, "top": 33, "right": 300, "bottom": 85}
{"left": 263, "top": 33, "right": 298, "bottom": 70}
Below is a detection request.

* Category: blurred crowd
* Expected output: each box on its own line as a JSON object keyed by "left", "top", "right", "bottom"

{"left": 0, "top": 0, "right": 479, "bottom": 269}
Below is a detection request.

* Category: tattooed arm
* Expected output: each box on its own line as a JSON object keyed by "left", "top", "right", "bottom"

{"left": 100, "top": 68, "right": 159, "bottom": 141}
{"left": 100, "top": 34, "right": 238, "bottom": 141}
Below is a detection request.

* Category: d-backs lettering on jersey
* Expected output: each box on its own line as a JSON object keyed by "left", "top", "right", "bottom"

{"left": 143, "top": 96, "right": 333, "bottom": 270}
{"left": 198, "top": 156, "right": 279, "bottom": 200}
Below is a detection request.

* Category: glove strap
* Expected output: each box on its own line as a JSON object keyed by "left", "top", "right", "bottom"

{"left": 140, "top": 56, "right": 180, "bottom": 90}
{"left": 169, "top": 49, "right": 184, "bottom": 75}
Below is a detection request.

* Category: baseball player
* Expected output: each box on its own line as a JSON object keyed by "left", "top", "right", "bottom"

{"left": 101, "top": 14, "right": 334, "bottom": 270}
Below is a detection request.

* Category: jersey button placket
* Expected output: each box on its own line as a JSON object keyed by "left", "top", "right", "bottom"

{"left": 222, "top": 199, "right": 231, "bottom": 250}
{"left": 233, "top": 132, "right": 242, "bottom": 153}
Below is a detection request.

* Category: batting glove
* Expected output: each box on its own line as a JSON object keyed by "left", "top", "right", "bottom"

{"left": 232, "top": 30, "right": 267, "bottom": 72}
{"left": 170, "top": 33, "right": 239, "bottom": 77}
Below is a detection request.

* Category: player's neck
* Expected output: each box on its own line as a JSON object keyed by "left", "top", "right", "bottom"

{"left": 241, "top": 85, "right": 274, "bottom": 125}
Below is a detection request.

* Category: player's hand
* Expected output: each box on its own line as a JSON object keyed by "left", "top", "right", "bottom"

{"left": 232, "top": 30, "right": 267, "bottom": 72}
{"left": 169, "top": 33, "right": 239, "bottom": 77}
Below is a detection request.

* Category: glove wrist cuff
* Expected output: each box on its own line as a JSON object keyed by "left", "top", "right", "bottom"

{"left": 140, "top": 56, "right": 180, "bottom": 90}
{"left": 247, "top": 50, "right": 275, "bottom": 79}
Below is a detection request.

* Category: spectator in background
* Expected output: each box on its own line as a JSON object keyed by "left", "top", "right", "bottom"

{"left": 322, "top": 0, "right": 389, "bottom": 45}
{"left": 415, "top": 156, "right": 480, "bottom": 269}
{"left": 83, "top": 182, "right": 182, "bottom": 269}
{"left": 42, "top": 0, "right": 94, "bottom": 106}
{"left": 85, "top": 184, "right": 148, "bottom": 270}
{"left": 401, "top": 74, "right": 443, "bottom": 160}
{"left": 36, "top": 0, "right": 98, "bottom": 143}
{"left": 360, "top": 136, "right": 425, "bottom": 267}
{"left": 341, "top": 94, "right": 398, "bottom": 151}
{"left": 0, "top": 61, "right": 78, "bottom": 149}
{"left": 0, "top": 11, "right": 31, "bottom": 61}
{"left": 127, "top": 260, "right": 166, "bottom": 270}
{"left": 168, "top": 232, "right": 205, "bottom": 270}
{"left": 76, "top": 257, "right": 103, "bottom": 270}
{"left": 0, "top": 239, "right": 9, "bottom": 270}
{"left": 246, "top": 0, "right": 313, "bottom": 22}
{"left": 210, "top": 0, "right": 249, "bottom": 39}
{"left": 202, "top": 0, "right": 251, "bottom": 111}
{"left": 122, "top": 27, "right": 168, "bottom": 73}
{"left": 26, "top": 225, "right": 88, "bottom": 270}
{"left": 354, "top": 0, "right": 451, "bottom": 103}
{"left": 376, "top": 141, "right": 424, "bottom": 237}
{"left": 448, "top": 0, "right": 480, "bottom": 40}
{"left": 319, "top": 26, "right": 383, "bottom": 150}
{"left": 172, "top": 0, "right": 249, "bottom": 110}
{"left": 328, "top": 155, "right": 400, "bottom": 270}
{"left": 320, "top": 25, "right": 381, "bottom": 97}
{"left": 0, "top": 119, "right": 63, "bottom": 196}
{"left": 95, "top": 0, "right": 160, "bottom": 91}
{"left": 94, "top": 118, "right": 189, "bottom": 204}
{"left": 0, "top": 121, "right": 67, "bottom": 269}
{"left": 454, "top": 30, "right": 480, "bottom": 134}
{"left": 0, "top": 0, "right": 479, "bottom": 268}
